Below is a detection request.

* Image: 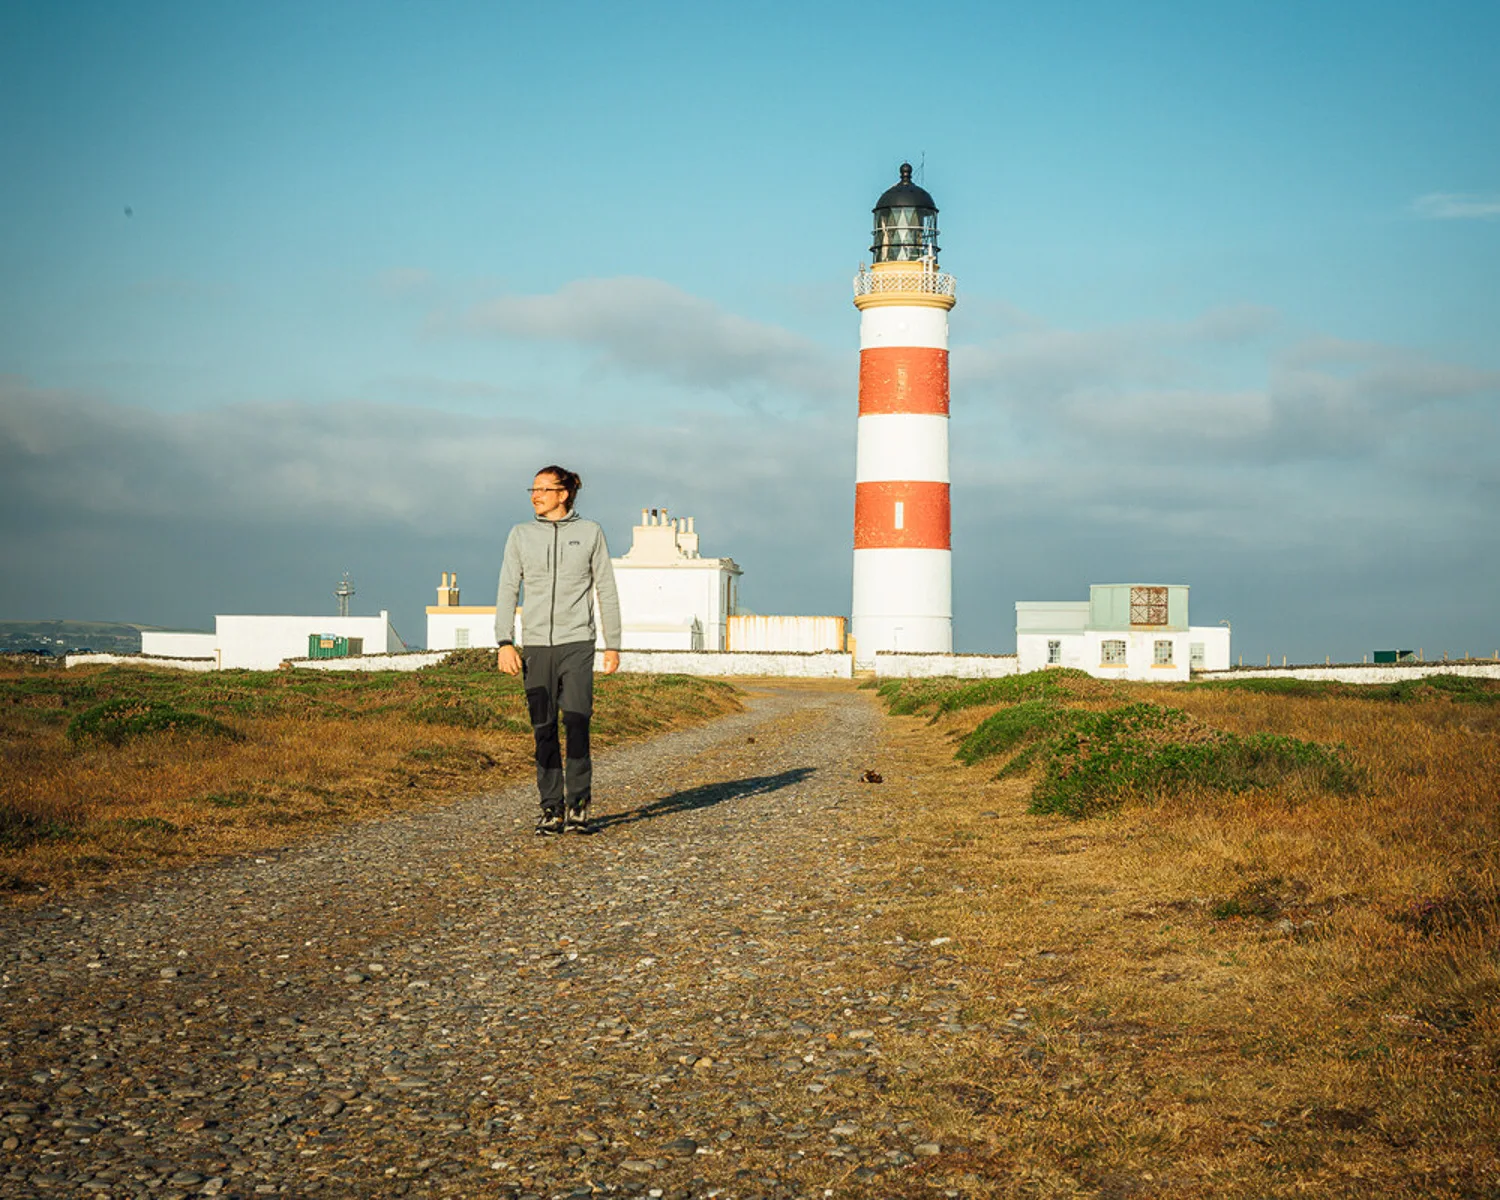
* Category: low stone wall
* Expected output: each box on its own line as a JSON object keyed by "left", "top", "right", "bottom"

{"left": 286, "top": 649, "right": 854, "bottom": 678}
{"left": 287, "top": 650, "right": 450, "bottom": 673}
{"left": 65, "top": 653, "right": 218, "bottom": 673}
{"left": 874, "top": 652, "right": 1021, "bottom": 679}
{"left": 615, "top": 650, "right": 854, "bottom": 678}
{"left": 1196, "top": 663, "right": 1500, "bottom": 684}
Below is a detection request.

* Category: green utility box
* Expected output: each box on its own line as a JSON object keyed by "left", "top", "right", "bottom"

{"left": 308, "top": 634, "right": 364, "bottom": 659}
{"left": 1372, "top": 649, "right": 1416, "bottom": 664}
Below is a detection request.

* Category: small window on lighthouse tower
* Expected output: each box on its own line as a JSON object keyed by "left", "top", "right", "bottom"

{"left": 894, "top": 500, "right": 905, "bottom": 530}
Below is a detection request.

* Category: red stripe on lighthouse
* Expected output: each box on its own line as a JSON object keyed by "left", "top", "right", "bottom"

{"left": 854, "top": 480, "right": 950, "bottom": 550}
{"left": 858, "top": 347, "right": 949, "bottom": 416}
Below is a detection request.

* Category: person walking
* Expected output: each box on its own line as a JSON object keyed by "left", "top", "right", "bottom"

{"left": 495, "top": 465, "right": 622, "bottom": 835}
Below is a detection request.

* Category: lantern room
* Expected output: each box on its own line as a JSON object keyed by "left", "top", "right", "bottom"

{"left": 871, "top": 162, "right": 940, "bottom": 264}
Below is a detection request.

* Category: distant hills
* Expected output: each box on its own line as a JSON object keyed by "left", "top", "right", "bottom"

{"left": 0, "top": 620, "right": 157, "bottom": 656}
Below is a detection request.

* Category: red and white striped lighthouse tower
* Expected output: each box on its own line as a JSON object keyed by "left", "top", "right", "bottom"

{"left": 851, "top": 163, "right": 956, "bottom": 665}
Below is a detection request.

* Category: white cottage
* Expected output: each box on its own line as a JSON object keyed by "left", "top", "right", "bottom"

{"left": 612, "top": 509, "right": 741, "bottom": 650}
{"left": 1015, "top": 584, "right": 1230, "bottom": 682}
{"left": 141, "top": 612, "right": 406, "bottom": 670}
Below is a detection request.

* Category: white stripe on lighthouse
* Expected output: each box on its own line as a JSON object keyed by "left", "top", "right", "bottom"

{"left": 859, "top": 305, "right": 949, "bottom": 350}
{"left": 855, "top": 413, "right": 949, "bottom": 483}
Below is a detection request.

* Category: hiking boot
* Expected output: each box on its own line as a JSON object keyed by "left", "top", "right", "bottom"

{"left": 534, "top": 811, "right": 564, "bottom": 837}
{"left": 564, "top": 797, "right": 591, "bottom": 834}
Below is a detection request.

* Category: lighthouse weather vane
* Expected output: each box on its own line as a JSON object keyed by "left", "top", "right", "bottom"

{"left": 850, "top": 162, "right": 956, "bottom": 666}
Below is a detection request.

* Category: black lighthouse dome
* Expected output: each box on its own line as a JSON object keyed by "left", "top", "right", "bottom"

{"left": 871, "top": 162, "right": 941, "bottom": 264}
{"left": 874, "top": 161, "right": 938, "bottom": 213}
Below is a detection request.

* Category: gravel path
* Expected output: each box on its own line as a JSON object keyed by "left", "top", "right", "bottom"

{"left": 1, "top": 682, "right": 981, "bottom": 1199}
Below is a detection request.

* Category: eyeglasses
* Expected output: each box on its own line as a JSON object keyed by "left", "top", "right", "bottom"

{"left": 528, "top": 486, "right": 565, "bottom": 494}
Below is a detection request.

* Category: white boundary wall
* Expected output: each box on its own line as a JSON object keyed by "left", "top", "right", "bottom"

{"left": 614, "top": 650, "right": 853, "bottom": 678}
{"left": 66, "top": 654, "right": 218, "bottom": 672}
{"left": 290, "top": 650, "right": 450, "bottom": 673}
{"left": 290, "top": 649, "right": 854, "bottom": 677}
{"left": 875, "top": 653, "right": 1020, "bottom": 679}
{"left": 1197, "top": 663, "right": 1500, "bottom": 684}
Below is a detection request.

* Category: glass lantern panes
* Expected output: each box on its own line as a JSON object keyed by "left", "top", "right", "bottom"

{"left": 872, "top": 206, "right": 940, "bottom": 263}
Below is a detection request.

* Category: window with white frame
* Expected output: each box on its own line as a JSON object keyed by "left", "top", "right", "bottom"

{"left": 1101, "top": 639, "right": 1126, "bottom": 665}
{"left": 1154, "top": 639, "right": 1174, "bottom": 665}
{"left": 455, "top": 628, "right": 470, "bottom": 648}
{"left": 1047, "top": 639, "right": 1062, "bottom": 665}
{"left": 1190, "top": 642, "right": 1205, "bottom": 668}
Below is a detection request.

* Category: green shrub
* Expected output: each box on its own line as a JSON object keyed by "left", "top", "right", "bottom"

{"left": 880, "top": 669, "right": 1102, "bottom": 717}
{"left": 436, "top": 648, "right": 503, "bottom": 672}
{"left": 1383, "top": 674, "right": 1500, "bottom": 704}
{"left": 1197, "top": 673, "right": 1500, "bottom": 705}
{"left": 876, "top": 678, "right": 952, "bottom": 716}
{"left": 1198, "top": 677, "right": 1336, "bottom": 698}
{"left": 956, "top": 700, "right": 1072, "bottom": 765}
{"left": 66, "top": 699, "right": 241, "bottom": 746}
{"left": 936, "top": 669, "right": 1096, "bottom": 715}
{"left": 647, "top": 674, "right": 702, "bottom": 689}
{"left": 1017, "top": 703, "right": 1361, "bottom": 819}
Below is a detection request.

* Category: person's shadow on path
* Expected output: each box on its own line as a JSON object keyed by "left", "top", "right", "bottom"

{"left": 591, "top": 767, "right": 817, "bottom": 832}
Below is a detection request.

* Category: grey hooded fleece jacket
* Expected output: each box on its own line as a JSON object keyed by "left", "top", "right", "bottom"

{"left": 495, "top": 512, "right": 622, "bottom": 650}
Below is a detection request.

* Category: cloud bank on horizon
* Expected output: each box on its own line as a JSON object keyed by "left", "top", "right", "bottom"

{"left": 3, "top": 269, "right": 1495, "bottom": 659}
{"left": 1, "top": 2, "right": 1496, "bottom": 661}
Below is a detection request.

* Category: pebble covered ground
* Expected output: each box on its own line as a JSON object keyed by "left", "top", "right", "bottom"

{"left": 1, "top": 682, "right": 994, "bottom": 1199}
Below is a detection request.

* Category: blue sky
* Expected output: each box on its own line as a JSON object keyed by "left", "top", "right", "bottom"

{"left": 2, "top": 0, "right": 1497, "bottom": 659}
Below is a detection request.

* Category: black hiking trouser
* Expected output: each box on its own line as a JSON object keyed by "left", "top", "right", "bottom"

{"left": 520, "top": 641, "right": 595, "bottom": 816}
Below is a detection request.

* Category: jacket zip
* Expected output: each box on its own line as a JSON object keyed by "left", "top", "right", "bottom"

{"left": 549, "top": 522, "right": 559, "bottom": 644}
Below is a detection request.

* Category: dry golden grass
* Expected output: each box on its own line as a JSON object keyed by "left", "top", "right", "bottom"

{"left": 0, "top": 660, "right": 741, "bottom": 901}
{"left": 862, "top": 675, "right": 1500, "bottom": 1197}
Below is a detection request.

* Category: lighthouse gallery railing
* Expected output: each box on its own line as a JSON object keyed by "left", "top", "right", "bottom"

{"left": 852, "top": 267, "right": 956, "bottom": 299}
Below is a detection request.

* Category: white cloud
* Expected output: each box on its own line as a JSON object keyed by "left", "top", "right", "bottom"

{"left": 954, "top": 304, "right": 1281, "bottom": 407}
{"left": 2, "top": 281, "right": 1496, "bottom": 661}
{"left": 1059, "top": 387, "right": 1275, "bottom": 441}
{"left": 446, "top": 276, "right": 843, "bottom": 400}
{"left": 1412, "top": 193, "right": 1500, "bottom": 220}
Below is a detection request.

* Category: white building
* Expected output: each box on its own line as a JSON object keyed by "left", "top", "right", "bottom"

{"left": 1015, "top": 584, "right": 1231, "bottom": 682}
{"left": 425, "top": 573, "right": 510, "bottom": 653}
{"left": 426, "top": 508, "right": 743, "bottom": 653}
{"left": 613, "top": 508, "right": 741, "bottom": 650}
{"left": 141, "top": 612, "right": 406, "bottom": 671}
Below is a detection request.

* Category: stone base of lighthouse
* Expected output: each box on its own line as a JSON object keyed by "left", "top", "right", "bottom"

{"left": 851, "top": 547, "right": 952, "bottom": 666}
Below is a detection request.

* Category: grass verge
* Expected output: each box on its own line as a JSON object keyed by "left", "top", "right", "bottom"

{"left": 862, "top": 670, "right": 1500, "bottom": 1196}
{"left": 0, "top": 657, "right": 741, "bottom": 899}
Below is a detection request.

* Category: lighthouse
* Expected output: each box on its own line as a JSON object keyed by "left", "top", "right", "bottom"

{"left": 851, "top": 163, "right": 956, "bottom": 665}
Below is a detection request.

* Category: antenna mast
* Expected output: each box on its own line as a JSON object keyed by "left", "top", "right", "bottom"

{"left": 335, "top": 572, "right": 355, "bottom": 618}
